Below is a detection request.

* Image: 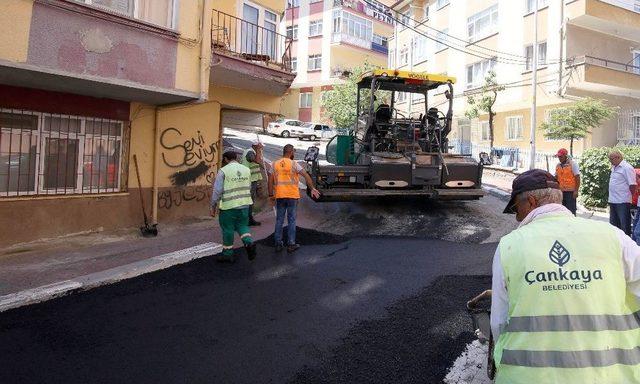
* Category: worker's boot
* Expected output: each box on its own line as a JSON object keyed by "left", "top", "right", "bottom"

{"left": 217, "top": 252, "right": 235, "bottom": 263}
{"left": 287, "top": 244, "right": 300, "bottom": 253}
{"left": 248, "top": 217, "right": 261, "bottom": 226}
{"left": 245, "top": 242, "right": 257, "bottom": 261}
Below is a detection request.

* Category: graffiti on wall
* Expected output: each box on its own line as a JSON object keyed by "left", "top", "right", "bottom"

{"left": 159, "top": 127, "right": 219, "bottom": 209}
{"left": 157, "top": 185, "right": 212, "bottom": 210}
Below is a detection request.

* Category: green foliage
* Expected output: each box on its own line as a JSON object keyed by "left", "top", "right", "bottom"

{"left": 579, "top": 146, "right": 640, "bottom": 208}
{"left": 321, "top": 62, "right": 387, "bottom": 129}
{"left": 464, "top": 71, "right": 504, "bottom": 119}
{"left": 541, "top": 98, "right": 617, "bottom": 155}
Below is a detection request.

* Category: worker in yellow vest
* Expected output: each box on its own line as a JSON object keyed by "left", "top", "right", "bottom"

{"left": 268, "top": 144, "right": 320, "bottom": 253}
{"left": 210, "top": 149, "right": 256, "bottom": 263}
{"left": 491, "top": 169, "right": 640, "bottom": 383}
{"left": 241, "top": 139, "right": 265, "bottom": 226}
{"left": 554, "top": 148, "right": 580, "bottom": 215}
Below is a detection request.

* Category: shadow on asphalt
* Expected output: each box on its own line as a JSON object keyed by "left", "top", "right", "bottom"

{"left": 289, "top": 275, "right": 492, "bottom": 384}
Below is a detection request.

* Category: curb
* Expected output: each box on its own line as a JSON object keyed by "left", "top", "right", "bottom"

{"left": 482, "top": 185, "right": 511, "bottom": 202}
{"left": 0, "top": 242, "right": 222, "bottom": 313}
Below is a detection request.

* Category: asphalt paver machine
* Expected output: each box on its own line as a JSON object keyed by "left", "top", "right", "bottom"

{"left": 305, "top": 69, "right": 484, "bottom": 202}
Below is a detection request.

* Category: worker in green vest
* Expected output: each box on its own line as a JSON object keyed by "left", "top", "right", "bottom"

{"left": 491, "top": 169, "right": 640, "bottom": 383}
{"left": 241, "top": 139, "right": 265, "bottom": 226}
{"left": 210, "top": 148, "right": 256, "bottom": 263}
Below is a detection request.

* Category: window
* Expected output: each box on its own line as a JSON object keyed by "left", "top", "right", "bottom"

{"left": 524, "top": 42, "right": 547, "bottom": 70}
{"left": 309, "top": 20, "right": 323, "bottom": 37}
{"left": 525, "top": 0, "right": 549, "bottom": 14}
{"left": 480, "top": 121, "right": 490, "bottom": 141}
{"left": 436, "top": 0, "right": 450, "bottom": 9}
{"left": 286, "top": 25, "right": 298, "bottom": 40}
{"left": 287, "top": 0, "right": 299, "bottom": 8}
{"left": 308, "top": 54, "right": 322, "bottom": 70}
{"left": 389, "top": 49, "right": 395, "bottom": 68}
{"left": 291, "top": 57, "right": 297, "bottom": 73}
{"left": 466, "top": 58, "right": 496, "bottom": 89}
{"left": 373, "top": 34, "right": 388, "bottom": 47}
{"left": 506, "top": 116, "right": 524, "bottom": 140}
{"left": 633, "top": 51, "right": 640, "bottom": 74}
{"left": 633, "top": 115, "right": 640, "bottom": 138}
{"left": 333, "top": 11, "right": 373, "bottom": 41}
{"left": 423, "top": 4, "right": 429, "bottom": 20}
{"left": 400, "top": 46, "right": 409, "bottom": 66}
{"left": 300, "top": 93, "right": 313, "bottom": 108}
{"left": 0, "top": 110, "right": 123, "bottom": 197}
{"left": 467, "top": 4, "right": 499, "bottom": 43}
{"left": 73, "top": 0, "right": 175, "bottom": 28}
{"left": 397, "top": 92, "right": 407, "bottom": 103}
{"left": 435, "top": 29, "right": 449, "bottom": 52}
{"left": 413, "top": 36, "right": 428, "bottom": 63}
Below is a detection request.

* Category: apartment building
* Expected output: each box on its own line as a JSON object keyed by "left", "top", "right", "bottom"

{"left": 0, "top": 0, "right": 294, "bottom": 247}
{"left": 280, "top": 0, "right": 394, "bottom": 125}
{"left": 389, "top": 0, "right": 640, "bottom": 167}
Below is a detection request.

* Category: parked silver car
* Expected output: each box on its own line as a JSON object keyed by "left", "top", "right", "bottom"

{"left": 292, "top": 123, "right": 336, "bottom": 141}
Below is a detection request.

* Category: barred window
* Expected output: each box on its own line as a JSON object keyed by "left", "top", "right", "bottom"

{"left": 0, "top": 110, "right": 124, "bottom": 197}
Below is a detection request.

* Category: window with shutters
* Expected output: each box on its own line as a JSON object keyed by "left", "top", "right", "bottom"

{"left": 506, "top": 116, "right": 524, "bottom": 140}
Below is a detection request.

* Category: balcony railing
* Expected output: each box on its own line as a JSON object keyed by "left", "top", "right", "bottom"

{"left": 572, "top": 55, "right": 640, "bottom": 75}
{"left": 331, "top": 32, "right": 371, "bottom": 50}
{"left": 211, "top": 10, "right": 292, "bottom": 72}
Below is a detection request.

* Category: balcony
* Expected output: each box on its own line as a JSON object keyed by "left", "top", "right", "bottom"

{"left": 333, "top": 0, "right": 395, "bottom": 25}
{"left": 566, "top": 55, "right": 640, "bottom": 98}
{"left": 210, "top": 10, "right": 295, "bottom": 96}
{"left": 567, "top": 0, "right": 640, "bottom": 42}
{"left": 331, "top": 32, "right": 372, "bottom": 50}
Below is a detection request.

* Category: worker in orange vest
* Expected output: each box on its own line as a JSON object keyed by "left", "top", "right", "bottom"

{"left": 268, "top": 144, "right": 320, "bottom": 253}
{"left": 554, "top": 148, "right": 580, "bottom": 215}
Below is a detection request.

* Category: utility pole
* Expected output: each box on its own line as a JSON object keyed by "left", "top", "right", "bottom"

{"left": 529, "top": 0, "right": 539, "bottom": 170}
{"left": 558, "top": 0, "right": 564, "bottom": 97}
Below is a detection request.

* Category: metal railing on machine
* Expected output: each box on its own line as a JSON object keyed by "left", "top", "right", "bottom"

{"left": 211, "top": 9, "right": 292, "bottom": 72}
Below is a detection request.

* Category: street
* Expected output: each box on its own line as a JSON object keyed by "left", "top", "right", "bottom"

{"left": 0, "top": 130, "right": 514, "bottom": 384}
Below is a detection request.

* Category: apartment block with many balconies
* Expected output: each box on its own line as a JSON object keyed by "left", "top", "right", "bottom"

{"left": 280, "top": 0, "right": 394, "bottom": 126}
{"left": 389, "top": 0, "right": 640, "bottom": 168}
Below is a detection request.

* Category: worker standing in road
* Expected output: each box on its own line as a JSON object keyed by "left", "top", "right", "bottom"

{"left": 210, "top": 149, "right": 257, "bottom": 263}
{"left": 268, "top": 144, "right": 320, "bottom": 253}
{"left": 554, "top": 148, "right": 580, "bottom": 215}
{"left": 608, "top": 150, "right": 637, "bottom": 235}
{"left": 242, "top": 138, "right": 265, "bottom": 227}
{"left": 490, "top": 169, "right": 640, "bottom": 384}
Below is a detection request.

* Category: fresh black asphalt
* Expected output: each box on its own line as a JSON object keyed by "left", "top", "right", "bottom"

{"left": 0, "top": 227, "right": 495, "bottom": 384}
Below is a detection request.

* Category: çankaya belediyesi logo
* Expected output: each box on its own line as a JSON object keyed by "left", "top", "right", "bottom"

{"left": 524, "top": 241, "right": 603, "bottom": 289}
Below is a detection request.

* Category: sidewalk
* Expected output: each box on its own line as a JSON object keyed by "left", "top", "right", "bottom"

{"left": 0, "top": 196, "right": 325, "bottom": 311}
{"left": 482, "top": 167, "right": 610, "bottom": 223}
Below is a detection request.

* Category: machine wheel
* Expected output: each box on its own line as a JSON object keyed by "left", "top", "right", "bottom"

{"left": 310, "top": 135, "right": 317, "bottom": 141}
{"left": 281, "top": 130, "right": 290, "bottom": 138}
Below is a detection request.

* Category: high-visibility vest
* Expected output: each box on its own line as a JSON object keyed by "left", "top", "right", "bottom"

{"left": 241, "top": 148, "right": 263, "bottom": 182}
{"left": 218, "top": 162, "right": 253, "bottom": 210}
{"left": 273, "top": 157, "right": 300, "bottom": 199}
{"left": 494, "top": 214, "right": 640, "bottom": 384}
{"left": 556, "top": 161, "right": 577, "bottom": 191}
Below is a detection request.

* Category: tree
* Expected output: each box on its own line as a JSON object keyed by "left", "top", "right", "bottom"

{"left": 464, "top": 70, "right": 504, "bottom": 150}
{"left": 540, "top": 98, "right": 617, "bottom": 156}
{"left": 321, "top": 62, "right": 381, "bottom": 129}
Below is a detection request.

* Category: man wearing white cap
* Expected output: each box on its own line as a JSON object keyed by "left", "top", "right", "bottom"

{"left": 241, "top": 138, "right": 265, "bottom": 226}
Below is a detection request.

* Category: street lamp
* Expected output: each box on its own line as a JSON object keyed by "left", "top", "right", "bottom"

{"left": 529, "top": 0, "right": 539, "bottom": 170}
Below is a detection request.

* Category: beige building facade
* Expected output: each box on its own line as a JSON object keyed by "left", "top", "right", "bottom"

{"left": 389, "top": 0, "right": 640, "bottom": 168}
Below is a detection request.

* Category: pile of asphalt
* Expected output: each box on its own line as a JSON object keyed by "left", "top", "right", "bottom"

{"left": 289, "top": 274, "right": 492, "bottom": 384}
{"left": 258, "top": 226, "right": 349, "bottom": 246}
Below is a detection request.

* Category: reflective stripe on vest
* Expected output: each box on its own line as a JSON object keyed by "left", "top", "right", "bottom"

{"left": 241, "top": 148, "right": 263, "bottom": 182}
{"left": 494, "top": 214, "right": 640, "bottom": 384}
{"left": 274, "top": 158, "right": 300, "bottom": 199}
{"left": 556, "top": 162, "right": 576, "bottom": 191}
{"left": 219, "top": 162, "right": 253, "bottom": 210}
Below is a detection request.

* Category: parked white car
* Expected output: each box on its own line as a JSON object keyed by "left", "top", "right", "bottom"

{"left": 292, "top": 123, "right": 337, "bottom": 141}
{"left": 266, "top": 118, "right": 303, "bottom": 138}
